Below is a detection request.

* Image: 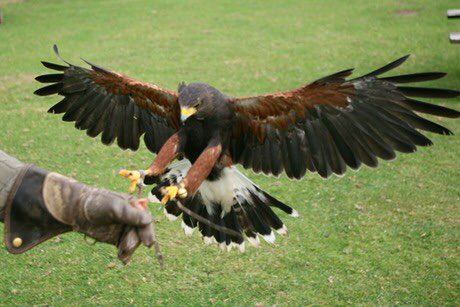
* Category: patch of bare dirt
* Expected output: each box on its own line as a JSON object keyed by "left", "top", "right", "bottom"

{"left": 394, "top": 10, "right": 418, "bottom": 16}
{"left": 0, "top": 0, "right": 25, "bottom": 5}
{"left": 0, "top": 73, "right": 35, "bottom": 91}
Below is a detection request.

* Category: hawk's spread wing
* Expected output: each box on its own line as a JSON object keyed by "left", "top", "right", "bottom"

{"left": 229, "top": 55, "right": 460, "bottom": 179}
{"left": 35, "top": 45, "right": 180, "bottom": 153}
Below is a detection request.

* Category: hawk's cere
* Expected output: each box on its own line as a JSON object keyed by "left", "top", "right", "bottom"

{"left": 35, "top": 45, "right": 459, "bottom": 252}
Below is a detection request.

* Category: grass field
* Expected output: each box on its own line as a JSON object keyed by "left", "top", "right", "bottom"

{"left": 0, "top": 0, "right": 459, "bottom": 305}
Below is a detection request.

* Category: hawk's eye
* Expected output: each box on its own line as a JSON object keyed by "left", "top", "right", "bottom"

{"left": 193, "top": 101, "right": 200, "bottom": 108}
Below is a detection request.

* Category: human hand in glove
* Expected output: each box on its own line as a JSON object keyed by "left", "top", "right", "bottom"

{"left": 1, "top": 151, "right": 155, "bottom": 264}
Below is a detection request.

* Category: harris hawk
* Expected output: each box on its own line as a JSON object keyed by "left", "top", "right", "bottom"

{"left": 35, "top": 45, "right": 460, "bottom": 252}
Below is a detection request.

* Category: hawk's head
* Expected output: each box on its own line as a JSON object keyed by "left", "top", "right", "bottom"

{"left": 177, "top": 82, "right": 228, "bottom": 123}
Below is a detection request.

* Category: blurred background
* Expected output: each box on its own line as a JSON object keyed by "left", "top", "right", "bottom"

{"left": 0, "top": 0, "right": 459, "bottom": 305}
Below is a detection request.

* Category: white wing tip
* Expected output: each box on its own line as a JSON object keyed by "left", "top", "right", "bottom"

{"left": 226, "top": 243, "right": 234, "bottom": 252}
{"left": 247, "top": 236, "right": 260, "bottom": 248}
{"left": 203, "top": 237, "right": 245, "bottom": 252}
{"left": 276, "top": 225, "right": 288, "bottom": 235}
{"left": 203, "top": 236, "right": 218, "bottom": 245}
{"left": 203, "top": 236, "right": 214, "bottom": 245}
{"left": 261, "top": 232, "right": 276, "bottom": 244}
{"left": 181, "top": 220, "right": 195, "bottom": 237}
{"left": 148, "top": 191, "right": 161, "bottom": 204}
{"left": 163, "top": 208, "right": 178, "bottom": 221}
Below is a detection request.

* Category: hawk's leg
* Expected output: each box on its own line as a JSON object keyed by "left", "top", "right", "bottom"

{"left": 160, "top": 143, "right": 222, "bottom": 203}
{"left": 147, "top": 133, "right": 181, "bottom": 176}
{"left": 181, "top": 143, "right": 222, "bottom": 195}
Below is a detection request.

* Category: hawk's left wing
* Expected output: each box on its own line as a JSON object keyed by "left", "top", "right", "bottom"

{"left": 229, "top": 56, "right": 460, "bottom": 179}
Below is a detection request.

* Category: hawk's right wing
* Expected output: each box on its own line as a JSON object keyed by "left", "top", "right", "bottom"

{"left": 35, "top": 45, "right": 180, "bottom": 153}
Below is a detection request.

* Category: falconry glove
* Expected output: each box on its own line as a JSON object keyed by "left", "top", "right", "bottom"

{"left": 0, "top": 150, "right": 154, "bottom": 264}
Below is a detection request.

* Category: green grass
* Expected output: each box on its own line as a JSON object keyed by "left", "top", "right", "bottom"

{"left": 1, "top": 0, "right": 459, "bottom": 305}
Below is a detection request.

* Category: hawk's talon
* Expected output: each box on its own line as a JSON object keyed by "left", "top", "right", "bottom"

{"left": 118, "top": 169, "right": 150, "bottom": 194}
{"left": 160, "top": 185, "right": 179, "bottom": 204}
{"left": 160, "top": 183, "right": 187, "bottom": 204}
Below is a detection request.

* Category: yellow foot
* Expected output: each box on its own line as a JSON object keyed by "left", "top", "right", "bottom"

{"left": 118, "top": 169, "right": 151, "bottom": 194}
{"left": 161, "top": 183, "right": 187, "bottom": 204}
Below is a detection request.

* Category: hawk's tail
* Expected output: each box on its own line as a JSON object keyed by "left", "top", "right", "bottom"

{"left": 149, "top": 160, "right": 298, "bottom": 251}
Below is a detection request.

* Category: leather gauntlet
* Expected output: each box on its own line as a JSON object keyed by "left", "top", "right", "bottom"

{"left": 4, "top": 164, "right": 71, "bottom": 253}
{"left": 4, "top": 164, "right": 154, "bottom": 263}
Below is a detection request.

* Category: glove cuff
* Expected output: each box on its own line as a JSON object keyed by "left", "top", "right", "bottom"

{"left": 4, "top": 165, "right": 71, "bottom": 254}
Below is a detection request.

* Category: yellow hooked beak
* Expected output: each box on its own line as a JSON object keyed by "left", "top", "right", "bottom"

{"left": 181, "top": 107, "right": 197, "bottom": 122}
